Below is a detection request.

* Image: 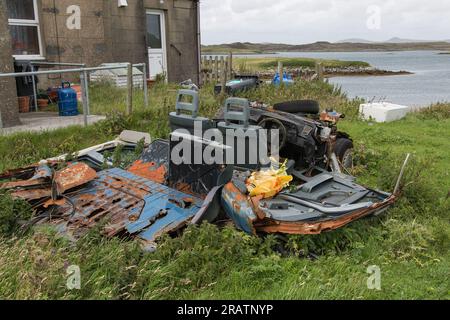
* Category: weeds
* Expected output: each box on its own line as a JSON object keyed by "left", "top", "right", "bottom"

{"left": 0, "top": 192, "right": 33, "bottom": 237}
{"left": 414, "top": 103, "right": 450, "bottom": 120}
{"left": 0, "top": 81, "right": 448, "bottom": 299}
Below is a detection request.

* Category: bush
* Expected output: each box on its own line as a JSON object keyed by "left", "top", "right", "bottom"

{"left": 97, "top": 111, "right": 133, "bottom": 136}
{"left": 414, "top": 103, "right": 450, "bottom": 120}
{"left": 0, "top": 192, "right": 33, "bottom": 237}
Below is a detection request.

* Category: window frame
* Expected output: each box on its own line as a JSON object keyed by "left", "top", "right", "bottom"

{"left": 7, "top": 0, "right": 45, "bottom": 60}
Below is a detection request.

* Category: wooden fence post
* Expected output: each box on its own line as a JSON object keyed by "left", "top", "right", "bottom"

{"left": 278, "top": 61, "right": 283, "bottom": 84}
{"left": 202, "top": 56, "right": 207, "bottom": 85}
{"left": 316, "top": 62, "right": 324, "bottom": 82}
{"left": 200, "top": 56, "right": 204, "bottom": 85}
{"left": 208, "top": 56, "right": 212, "bottom": 83}
{"left": 219, "top": 56, "right": 224, "bottom": 83}
{"left": 221, "top": 59, "right": 228, "bottom": 95}
{"left": 214, "top": 56, "right": 219, "bottom": 82}
{"left": 228, "top": 52, "right": 233, "bottom": 78}
{"left": 205, "top": 56, "right": 209, "bottom": 83}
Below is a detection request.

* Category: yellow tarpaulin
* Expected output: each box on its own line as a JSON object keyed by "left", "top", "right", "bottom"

{"left": 246, "top": 160, "right": 293, "bottom": 199}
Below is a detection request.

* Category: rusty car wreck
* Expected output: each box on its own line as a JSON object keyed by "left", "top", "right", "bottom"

{"left": 0, "top": 90, "right": 409, "bottom": 250}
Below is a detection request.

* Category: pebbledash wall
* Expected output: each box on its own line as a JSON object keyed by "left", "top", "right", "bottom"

{"left": 39, "top": 0, "right": 200, "bottom": 82}
{"left": 0, "top": 0, "right": 200, "bottom": 128}
{"left": 0, "top": 0, "right": 21, "bottom": 128}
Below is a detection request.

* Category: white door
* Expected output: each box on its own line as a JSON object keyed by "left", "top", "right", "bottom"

{"left": 146, "top": 10, "right": 167, "bottom": 81}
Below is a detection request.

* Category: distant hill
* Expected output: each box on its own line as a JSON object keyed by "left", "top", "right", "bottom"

{"left": 338, "top": 37, "right": 449, "bottom": 44}
{"left": 384, "top": 37, "right": 432, "bottom": 43}
{"left": 202, "top": 41, "right": 450, "bottom": 53}
{"left": 337, "top": 38, "right": 375, "bottom": 44}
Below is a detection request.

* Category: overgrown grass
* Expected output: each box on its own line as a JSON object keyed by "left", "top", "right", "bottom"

{"left": 0, "top": 81, "right": 449, "bottom": 299}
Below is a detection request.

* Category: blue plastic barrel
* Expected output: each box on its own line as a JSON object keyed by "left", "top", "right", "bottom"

{"left": 58, "top": 82, "right": 79, "bottom": 116}
{"left": 272, "top": 72, "right": 294, "bottom": 86}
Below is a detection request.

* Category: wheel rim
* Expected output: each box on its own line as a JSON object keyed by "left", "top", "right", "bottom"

{"left": 257, "top": 118, "right": 288, "bottom": 151}
{"left": 341, "top": 148, "right": 354, "bottom": 169}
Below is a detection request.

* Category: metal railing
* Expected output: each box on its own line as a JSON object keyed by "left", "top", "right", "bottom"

{"left": 28, "top": 62, "right": 86, "bottom": 113}
{"left": 0, "top": 62, "right": 149, "bottom": 127}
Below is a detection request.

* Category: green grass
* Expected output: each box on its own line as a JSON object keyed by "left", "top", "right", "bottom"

{"left": 233, "top": 57, "right": 371, "bottom": 73}
{"left": 0, "top": 81, "right": 449, "bottom": 300}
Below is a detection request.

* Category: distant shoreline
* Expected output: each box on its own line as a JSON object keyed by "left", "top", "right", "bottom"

{"left": 229, "top": 56, "right": 413, "bottom": 79}
{"left": 202, "top": 41, "right": 450, "bottom": 54}
{"left": 255, "top": 70, "right": 413, "bottom": 80}
{"left": 325, "top": 70, "right": 413, "bottom": 78}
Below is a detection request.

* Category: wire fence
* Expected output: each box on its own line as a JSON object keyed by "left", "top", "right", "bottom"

{"left": 0, "top": 62, "right": 149, "bottom": 128}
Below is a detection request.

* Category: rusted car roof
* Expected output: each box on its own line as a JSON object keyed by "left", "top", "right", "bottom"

{"left": 45, "top": 168, "right": 204, "bottom": 251}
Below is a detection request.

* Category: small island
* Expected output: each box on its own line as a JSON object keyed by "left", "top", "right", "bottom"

{"left": 231, "top": 57, "right": 412, "bottom": 79}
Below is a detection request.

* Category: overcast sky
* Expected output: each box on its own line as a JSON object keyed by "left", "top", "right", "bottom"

{"left": 200, "top": 0, "right": 450, "bottom": 44}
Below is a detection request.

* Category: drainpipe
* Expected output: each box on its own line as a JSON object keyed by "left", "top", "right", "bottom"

{"left": 196, "top": 0, "right": 201, "bottom": 85}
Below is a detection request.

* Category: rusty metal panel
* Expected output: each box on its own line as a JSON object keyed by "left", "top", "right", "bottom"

{"left": 128, "top": 139, "right": 169, "bottom": 184}
{"left": 11, "top": 188, "right": 52, "bottom": 200}
{"left": 54, "top": 163, "right": 97, "bottom": 193}
{"left": 48, "top": 168, "right": 204, "bottom": 247}
{"left": 1, "top": 163, "right": 96, "bottom": 201}
{"left": 221, "top": 171, "right": 396, "bottom": 236}
{"left": 128, "top": 160, "right": 167, "bottom": 184}
{"left": 253, "top": 196, "right": 396, "bottom": 234}
{"left": 221, "top": 183, "right": 257, "bottom": 235}
{"left": 0, "top": 163, "right": 52, "bottom": 189}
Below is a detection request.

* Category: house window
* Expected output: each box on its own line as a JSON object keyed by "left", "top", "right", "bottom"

{"left": 6, "top": 0, "right": 44, "bottom": 59}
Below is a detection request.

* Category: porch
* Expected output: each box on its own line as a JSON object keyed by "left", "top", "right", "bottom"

{"left": 0, "top": 112, "right": 106, "bottom": 136}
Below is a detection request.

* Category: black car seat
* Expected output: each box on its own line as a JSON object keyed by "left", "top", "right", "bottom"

{"left": 217, "top": 98, "right": 265, "bottom": 168}
{"left": 169, "top": 89, "right": 212, "bottom": 135}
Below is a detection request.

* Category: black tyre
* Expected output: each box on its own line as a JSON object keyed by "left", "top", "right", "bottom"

{"left": 273, "top": 100, "right": 320, "bottom": 114}
{"left": 334, "top": 138, "right": 354, "bottom": 169}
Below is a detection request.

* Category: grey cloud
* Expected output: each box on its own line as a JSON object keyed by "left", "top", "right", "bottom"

{"left": 200, "top": 0, "right": 450, "bottom": 44}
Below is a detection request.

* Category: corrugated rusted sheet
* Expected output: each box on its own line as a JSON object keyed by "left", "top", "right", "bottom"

{"left": 45, "top": 168, "right": 204, "bottom": 249}
{"left": 2, "top": 163, "right": 96, "bottom": 201}
{"left": 0, "top": 163, "right": 52, "bottom": 189}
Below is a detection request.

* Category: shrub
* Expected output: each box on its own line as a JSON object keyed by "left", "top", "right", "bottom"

{"left": 0, "top": 192, "right": 33, "bottom": 237}
{"left": 414, "top": 103, "right": 450, "bottom": 120}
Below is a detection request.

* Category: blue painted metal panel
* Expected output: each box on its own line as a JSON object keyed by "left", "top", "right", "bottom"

{"left": 221, "top": 183, "right": 257, "bottom": 235}
{"left": 49, "top": 168, "right": 204, "bottom": 244}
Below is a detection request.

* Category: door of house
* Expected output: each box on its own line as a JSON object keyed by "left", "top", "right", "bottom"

{"left": 146, "top": 10, "right": 167, "bottom": 81}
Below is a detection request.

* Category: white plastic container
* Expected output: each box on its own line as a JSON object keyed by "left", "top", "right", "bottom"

{"left": 90, "top": 63, "right": 144, "bottom": 88}
{"left": 359, "top": 102, "right": 411, "bottom": 122}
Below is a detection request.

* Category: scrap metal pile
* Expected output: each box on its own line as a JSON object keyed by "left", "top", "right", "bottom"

{"left": 0, "top": 91, "right": 408, "bottom": 251}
